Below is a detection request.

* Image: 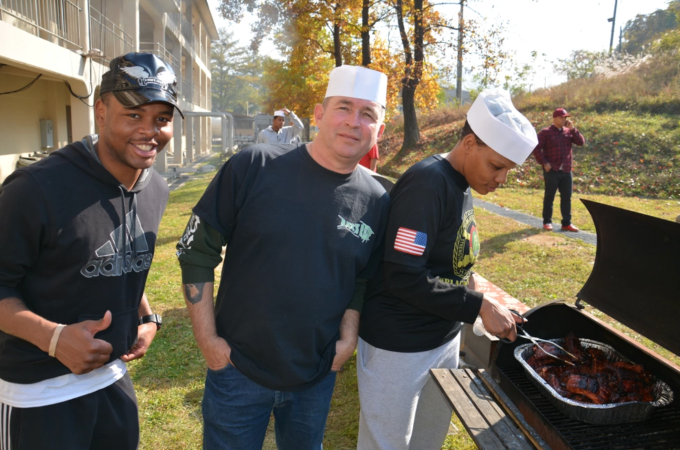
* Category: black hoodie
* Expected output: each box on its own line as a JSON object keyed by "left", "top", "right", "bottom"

{"left": 0, "top": 137, "right": 168, "bottom": 384}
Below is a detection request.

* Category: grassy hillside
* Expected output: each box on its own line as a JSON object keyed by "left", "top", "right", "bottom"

{"left": 380, "top": 56, "right": 680, "bottom": 200}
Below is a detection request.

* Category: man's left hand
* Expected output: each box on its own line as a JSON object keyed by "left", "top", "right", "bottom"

{"left": 121, "top": 323, "right": 157, "bottom": 362}
{"left": 332, "top": 338, "right": 357, "bottom": 371}
{"left": 282, "top": 108, "right": 291, "bottom": 115}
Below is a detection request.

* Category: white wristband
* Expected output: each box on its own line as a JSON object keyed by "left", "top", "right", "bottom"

{"left": 48, "top": 324, "right": 67, "bottom": 358}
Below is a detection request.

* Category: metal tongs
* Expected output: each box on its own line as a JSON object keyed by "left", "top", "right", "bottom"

{"left": 505, "top": 310, "right": 578, "bottom": 366}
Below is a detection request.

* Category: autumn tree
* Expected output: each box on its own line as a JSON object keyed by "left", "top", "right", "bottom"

{"left": 216, "top": 0, "right": 453, "bottom": 141}
{"left": 389, "top": 0, "right": 462, "bottom": 150}
{"left": 218, "top": 0, "right": 361, "bottom": 68}
{"left": 467, "top": 20, "right": 510, "bottom": 89}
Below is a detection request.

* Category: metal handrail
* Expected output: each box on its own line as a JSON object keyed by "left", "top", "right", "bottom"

{"left": 89, "top": 5, "right": 133, "bottom": 63}
{"left": 193, "top": 84, "right": 201, "bottom": 107}
{"left": 139, "top": 41, "right": 180, "bottom": 77}
{"left": 166, "top": 12, "right": 194, "bottom": 49}
{"left": 165, "top": 12, "right": 179, "bottom": 39}
{"left": 0, "top": 0, "right": 82, "bottom": 49}
{"left": 165, "top": 11, "right": 211, "bottom": 69}
{"left": 182, "top": 80, "right": 192, "bottom": 102}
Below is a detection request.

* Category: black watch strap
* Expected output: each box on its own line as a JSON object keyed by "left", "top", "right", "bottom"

{"left": 139, "top": 313, "right": 162, "bottom": 330}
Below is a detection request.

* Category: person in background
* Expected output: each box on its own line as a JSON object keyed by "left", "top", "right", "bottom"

{"left": 177, "top": 65, "right": 390, "bottom": 450}
{"left": 357, "top": 89, "right": 536, "bottom": 450}
{"left": 256, "top": 108, "right": 304, "bottom": 144}
{"left": 359, "top": 143, "right": 380, "bottom": 172}
{"left": 532, "top": 108, "right": 586, "bottom": 232}
{"left": 0, "top": 52, "right": 176, "bottom": 449}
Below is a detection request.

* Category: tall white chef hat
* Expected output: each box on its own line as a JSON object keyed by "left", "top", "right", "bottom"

{"left": 273, "top": 110, "right": 285, "bottom": 117}
{"left": 325, "top": 65, "right": 388, "bottom": 107}
{"left": 467, "top": 88, "right": 538, "bottom": 165}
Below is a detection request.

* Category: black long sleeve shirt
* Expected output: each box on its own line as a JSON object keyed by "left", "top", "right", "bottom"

{"left": 360, "top": 155, "right": 484, "bottom": 352}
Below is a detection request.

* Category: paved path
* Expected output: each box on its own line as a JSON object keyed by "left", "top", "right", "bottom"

{"left": 160, "top": 153, "right": 215, "bottom": 192}
{"left": 473, "top": 198, "right": 597, "bottom": 246}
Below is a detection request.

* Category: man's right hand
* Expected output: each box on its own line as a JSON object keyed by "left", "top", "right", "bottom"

{"left": 478, "top": 298, "right": 522, "bottom": 342}
{"left": 543, "top": 163, "right": 552, "bottom": 172}
{"left": 55, "top": 311, "right": 113, "bottom": 374}
{"left": 201, "top": 336, "right": 232, "bottom": 371}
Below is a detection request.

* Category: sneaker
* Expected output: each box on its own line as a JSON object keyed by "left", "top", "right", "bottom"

{"left": 561, "top": 224, "right": 579, "bottom": 232}
{"left": 543, "top": 223, "right": 553, "bottom": 231}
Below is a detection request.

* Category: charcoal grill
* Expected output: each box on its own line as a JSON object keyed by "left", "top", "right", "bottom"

{"left": 485, "top": 200, "right": 680, "bottom": 450}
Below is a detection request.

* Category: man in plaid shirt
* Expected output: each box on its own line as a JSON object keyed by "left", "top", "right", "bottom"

{"left": 532, "top": 108, "right": 586, "bottom": 232}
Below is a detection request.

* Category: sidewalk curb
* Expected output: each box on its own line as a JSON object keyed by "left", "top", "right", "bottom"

{"left": 473, "top": 198, "right": 597, "bottom": 246}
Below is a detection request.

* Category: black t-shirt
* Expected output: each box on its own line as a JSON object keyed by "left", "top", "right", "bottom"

{"left": 193, "top": 144, "right": 390, "bottom": 391}
{"left": 359, "top": 154, "right": 483, "bottom": 352}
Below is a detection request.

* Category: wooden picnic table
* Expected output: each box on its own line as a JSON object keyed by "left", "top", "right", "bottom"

{"left": 430, "top": 368, "right": 551, "bottom": 450}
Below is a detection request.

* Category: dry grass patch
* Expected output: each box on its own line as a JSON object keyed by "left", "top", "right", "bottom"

{"left": 522, "top": 234, "right": 570, "bottom": 248}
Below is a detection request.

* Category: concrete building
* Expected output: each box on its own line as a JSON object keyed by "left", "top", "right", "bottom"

{"left": 0, "top": 0, "right": 218, "bottom": 183}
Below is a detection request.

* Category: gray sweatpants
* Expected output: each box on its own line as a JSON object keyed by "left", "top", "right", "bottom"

{"left": 356, "top": 336, "right": 460, "bottom": 450}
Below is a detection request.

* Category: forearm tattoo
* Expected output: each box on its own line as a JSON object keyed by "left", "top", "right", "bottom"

{"left": 185, "top": 283, "right": 206, "bottom": 304}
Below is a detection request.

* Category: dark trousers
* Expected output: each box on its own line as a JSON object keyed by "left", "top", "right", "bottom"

{"left": 3, "top": 373, "right": 139, "bottom": 450}
{"left": 542, "top": 170, "right": 573, "bottom": 226}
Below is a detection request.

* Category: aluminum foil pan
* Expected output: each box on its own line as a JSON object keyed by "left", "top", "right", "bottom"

{"left": 514, "top": 338, "right": 674, "bottom": 425}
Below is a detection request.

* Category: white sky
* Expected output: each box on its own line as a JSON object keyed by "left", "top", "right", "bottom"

{"left": 206, "top": 0, "right": 671, "bottom": 90}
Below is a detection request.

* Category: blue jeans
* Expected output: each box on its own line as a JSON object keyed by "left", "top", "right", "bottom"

{"left": 202, "top": 363, "right": 337, "bottom": 450}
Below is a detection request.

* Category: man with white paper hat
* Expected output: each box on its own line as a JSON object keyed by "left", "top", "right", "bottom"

{"left": 357, "top": 88, "right": 536, "bottom": 450}
{"left": 177, "top": 64, "right": 390, "bottom": 449}
{"left": 256, "top": 107, "right": 305, "bottom": 144}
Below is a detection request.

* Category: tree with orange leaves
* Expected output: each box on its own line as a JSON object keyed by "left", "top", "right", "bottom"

{"left": 217, "top": 0, "right": 460, "bottom": 147}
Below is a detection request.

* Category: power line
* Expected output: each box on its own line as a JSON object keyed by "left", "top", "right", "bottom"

{"left": 63, "top": 79, "right": 94, "bottom": 107}
{"left": 0, "top": 74, "right": 43, "bottom": 96}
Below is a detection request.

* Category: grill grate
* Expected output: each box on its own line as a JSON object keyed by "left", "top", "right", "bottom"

{"left": 500, "top": 367, "right": 680, "bottom": 450}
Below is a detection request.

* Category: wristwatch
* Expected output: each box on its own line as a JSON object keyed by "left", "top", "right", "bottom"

{"left": 139, "top": 314, "right": 162, "bottom": 330}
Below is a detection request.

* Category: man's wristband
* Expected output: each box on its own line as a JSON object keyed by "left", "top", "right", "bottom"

{"left": 48, "top": 324, "right": 67, "bottom": 357}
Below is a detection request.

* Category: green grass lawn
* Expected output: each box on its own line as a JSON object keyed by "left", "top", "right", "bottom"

{"left": 130, "top": 153, "right": 679, "bottom": 450}
{"left": 483, "top": 187, "right": 680, "bottom": 233}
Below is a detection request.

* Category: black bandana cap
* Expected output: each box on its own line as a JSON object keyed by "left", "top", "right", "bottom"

{"left": 100, "top": 52, "right": 184, "bottom": 118}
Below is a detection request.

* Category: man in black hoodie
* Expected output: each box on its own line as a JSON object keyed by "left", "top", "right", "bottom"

{"left": 0, "top": 53, "right": 180, "bottom": 450}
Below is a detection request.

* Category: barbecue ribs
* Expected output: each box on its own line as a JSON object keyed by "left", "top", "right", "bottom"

{"left": 527, "top": 332, "right": 656, "bottom": 405}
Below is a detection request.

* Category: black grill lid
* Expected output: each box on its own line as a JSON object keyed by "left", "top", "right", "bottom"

{"left": 578, "top": 199, "right": 680, "bottom": 356}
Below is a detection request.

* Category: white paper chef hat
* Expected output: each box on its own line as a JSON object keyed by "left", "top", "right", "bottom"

{"left": 467, "top": 88, "right": 538, "bottom": 165}
{"left": 325, "top": 65, "right": 388, "bottom": 107}
{"left": 273, "top": 110, "right": 285, "bottom": 117}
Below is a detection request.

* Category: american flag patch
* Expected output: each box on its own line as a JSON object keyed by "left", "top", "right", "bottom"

{"left": 394, "top": 227, "right": 427, "bottom": 256}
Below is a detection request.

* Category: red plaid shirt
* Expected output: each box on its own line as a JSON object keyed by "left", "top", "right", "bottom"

{"left": 532, "top": 125, "right": 585, "bottom": 172}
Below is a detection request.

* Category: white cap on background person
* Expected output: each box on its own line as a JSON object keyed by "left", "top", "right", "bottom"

{"left": 325, "top": 65, "right": 388, "bottom": 107}
{"left": 273, "top": 110, "right": 285, "bottom": 117}
{"left": 467, "top": 88, "right": 538, "bottom": 165}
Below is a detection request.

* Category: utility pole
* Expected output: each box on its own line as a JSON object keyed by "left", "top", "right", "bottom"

{"left": 456, "top": 0, "right": 465, "bottom": 104}
{"left": 608, "top": 0, "right": 618, "bottom": 54}
{"left": 618, "top": 26, "right": 623, "bottom": 54}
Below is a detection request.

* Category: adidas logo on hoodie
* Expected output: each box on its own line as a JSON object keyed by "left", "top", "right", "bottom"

{"left": 80, "top": 211, "right": 153, "bottom": 278}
